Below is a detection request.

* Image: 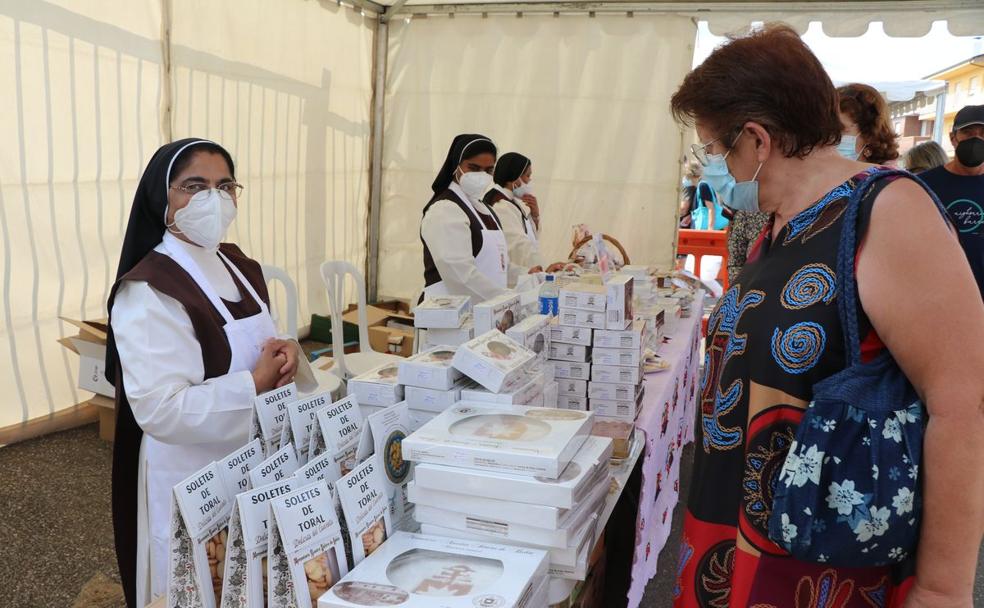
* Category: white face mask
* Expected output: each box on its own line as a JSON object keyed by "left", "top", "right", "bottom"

{"left": 513, "top": 181, "right": 533, "bottom": 198}
{"left": 167, "top": 188, "right": 237, "bottom": 250}
{"left": 458, "top": 170, "right": 493, "bottom": 201}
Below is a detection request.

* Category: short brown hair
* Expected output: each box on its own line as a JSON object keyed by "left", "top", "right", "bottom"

{"left": 670, "top": 23, "right": 842, "bottom": 158}
{"left": 838, "top": 83, "right": 900, "bottom": 164}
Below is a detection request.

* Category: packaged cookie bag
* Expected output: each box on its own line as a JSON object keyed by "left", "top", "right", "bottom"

{"left": 169, "top": 462, "right": 234, "bottom": 608}
{"left": 280, "top": 391, "right": 333, "bottom": 465}
{"left": 249, "top": 443, "right": 301, "bottom": 488}
{"left": 308, "top": 395, "right": 364, "bottom": 477}
{"left": 219, "top": 478, "right": 298, "bottom": 608}
{"left": 355, "top": 402, "right": 413, "bottom": 530}
{"left": 267, "top": 480, "right": 349, "bottom": 608}
{"left": 336, "top": 453, "right": 394, "bottom": 566}
{"left": 216, "top": 438, "right": 265, "bottom": 498}
{"left": 251, "top": 383, "right": 299, "bottom": 455}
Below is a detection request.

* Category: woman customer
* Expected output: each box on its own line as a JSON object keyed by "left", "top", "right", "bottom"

{"left": 838, "top": 82, "right": 900, "bottom": 164}
{"left": 421, "top": 134, "right": 535, "bottom": 301}
{"left": 671, "top": 24, "right": 984, "bottom": 607}
{"left": 106, "top": 139, "right": 300, "bottom": 607}
{"left": 902, "top": 140, "right": 949, "bottom": 174}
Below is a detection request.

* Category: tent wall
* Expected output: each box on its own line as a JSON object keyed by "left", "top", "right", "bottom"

{"left": 377, "top": 13, "right": 696, "bottom": 300}
{"left": 0, "top": 0, "right": 375, "bottom": 437}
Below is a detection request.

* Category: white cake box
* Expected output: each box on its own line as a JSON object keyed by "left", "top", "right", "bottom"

{"left": 402, "top": 404, "right": 593, "bottom": 479}
{"left": 425, "top": 314, "right": 474, "bottom": 347}
{"left": 592, "top": 346, "right": 643, "bottom": 368}
{"left": 591, "top": 363, "right": 644, "bottom": 385}
{"left": 407, "top": 475, "right": 604, "bottom": 531}
{"left": 553, "top": 361, "right": 591, "bottom": 381}
{"left": 413, "top": 481, "right": 603, "bottom": 549}
{"left": 591, "top": 394, "right": 643, "bottom": 422}
{"left": 317, "top": 532, "right": 548, "bottom": 608}
{"left": 460, "top": 371, "right": 545, "bottom": 406}
{"left": 549, "top": 318, "right": 593, "bottom": 346}
{"left": 505, "top": 313, "right": 551, "bottom": 364}
{"left": 604, "top": 274, "right": 634, "bottom": 330}
{"left": 473, "top": 292, "right": 523, "bottom": 334}
{"left": 588, "top": 381, "right": 638, "bottom": 402}
{"left": 408, "top": 409, "right": 437, "bottom": 432}
{"left": 556, "top": 378, "right": 587, "bottom": 398}
{"left": 559, "top": 282, "right": 607, "bottom": 312}
{"left": 413, "top": 295, "right": 470, "bottom": 329}
{"left": 397, "top": 346, "right": 463, "bottom": 390}
{"left": 419, "top": 508, "right": 598, "bottom": 569}
{"left": 557, "top": 395, "right": 588, "bottom": 411}
{"left": 404, "top": 378, "right": 468, "bottom": 414}
{"left": 548, "top": 343, "right": 590, "bottom": 363}
{"left": 542, "top": 381, "right": 559, "bottom": 408}
{"left": 452, "top": 330, "right": 536, "bottom": 393}
{"left": 348, "top": 362, "right": 404, "bottom": 407}
{"left": 557, "top": 307, "right": 606, "bottom": 330}
{"left": 536, "top": 361, "right": 556, "bottom": 383}
{"left": 412, "top": 436, "right": 612, "bottom": 509}
{"left": 593, "top": 320, "right": 646, "bottom": 350}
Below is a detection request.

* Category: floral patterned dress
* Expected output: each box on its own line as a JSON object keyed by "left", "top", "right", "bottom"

{"left": 674, "top": 169, "right": 915, "bottom": 607}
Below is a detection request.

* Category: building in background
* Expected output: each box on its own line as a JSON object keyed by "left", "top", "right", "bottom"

{"left": 890, "top": 54, "right": 984, "bottom": 155}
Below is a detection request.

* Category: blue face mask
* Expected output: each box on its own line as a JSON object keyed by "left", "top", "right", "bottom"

{"left": 702, "top": 154, "right": 736, "bottom": 205}
{"left": 730, "top": 162, "right": 764, "bottom": 212}
{"left": 837, "top": 135, "right": 859, "bottom": 159}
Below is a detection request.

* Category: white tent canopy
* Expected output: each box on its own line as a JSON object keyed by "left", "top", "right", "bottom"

{"left": 1, "top": 0, "right": 981, "bottom": 439}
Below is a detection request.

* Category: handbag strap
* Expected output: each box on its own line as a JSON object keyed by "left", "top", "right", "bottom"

{"left": 836, "top": 168, "right": 950, "bottom": 366}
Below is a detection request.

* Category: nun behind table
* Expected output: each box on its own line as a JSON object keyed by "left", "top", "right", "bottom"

{"left": 420, "top": 134, "right": 536, "bottom": 301}
{"left": 105, "top": 139, "right": 300, "bottom": 607}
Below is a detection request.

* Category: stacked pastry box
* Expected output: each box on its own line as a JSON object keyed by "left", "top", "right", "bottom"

{"left": 397, "top": 346, "right": 468, "bottom": 431}
{"left": 415, "top": 295, "right": 475, "bottom": 348}
{"left": 400, "top": 400, "right": 613, "bottom": 604}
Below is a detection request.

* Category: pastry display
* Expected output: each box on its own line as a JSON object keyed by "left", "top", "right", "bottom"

{"left": 413, "top": 295, "right": 471, "bottom": 329}
{"left": 452, "top": 330, "right": 535, "bottom": 393}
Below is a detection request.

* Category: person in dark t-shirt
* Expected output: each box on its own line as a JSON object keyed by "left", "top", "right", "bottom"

{"left": 920, "top": 104, "right": 984, "bottom": 297}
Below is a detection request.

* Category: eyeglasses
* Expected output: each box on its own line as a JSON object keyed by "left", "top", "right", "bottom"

{"left": 690, "top": 128, "right": 742, "bottom": 167}
{"left": 170, "top": 182, "right": 245, "bottom": 198}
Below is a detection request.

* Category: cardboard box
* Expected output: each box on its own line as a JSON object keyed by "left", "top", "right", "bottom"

{"left": 549, "top": 319, "right": 593, "bottom": 347}
{"left": 593, "top": 320, "right": 646, "bottom": 350}
{"left": 557, "top": 396, "right": 588, "bottom": 411}
{"left": 587, "top": 381, "right": 638, "bottom": 402}
{"left": 553, "top": 361, "right": 591, "bottom": 381}
{"left": 408, "top": 409, "right": 436, "bottom": 432}
{"left": 424, "top": 314, "right": 475, "bottom": 347}
{"left": 317, "top": 532, "right": 548, "bottom": 608}
{"left": 58, "top": 318, "right": 114, "bottom": 398}
{"left": 506, "top": 314, "right": 552, "bottom": 364}
{"left": 559, "top": 283, "right": 607, "bottom": 313}
{"left": 591, "top": 363, "right": 644, "bottom": 385}
{"left": 557, "top": 308, "right": 606, "bottom": 330}
{"left": 460, "top": 371, "right": 545, "bottom": 407}
{"left": 604, "top": 274, "right": 633, "bottom": 330}
{"left": 412, "top": 436, "right": 612, "bottom": 509}
{"left": 368, "top": 325, "right": 414, "bottom": 357}
{"left": 452, "top": 330, "right": 535, "bottom": 393}
{"left": 413, "top": 295, "right": 470, "bottom": 329}
{"left": 590, "top": 387, "right": 644, "bottom": 422}
{"left": 404, "top": 378, "right": 468, "bottom": 414}
{"left": 591, "top": 347, "right": 643, "bottom": 368}
{"left": 556, "top": 379, "right": 587, "bottom": 398}
{"left": 473, "top": 292, "right": 523, "bottom": 334}
{"left": 403, "top": 404, "right": 594, "bottom": 479}
{"left": 542, "top": 381, "right": 559, "bottom": 409}
{"left": 347, "top": 362, "right": 404, "bottom": 407}
{"left": 397, "top": 346, "right": 463, "bottom": 390}
{"left": 591, "top": 419, "right": 634, "bottom": 460}
{"left": 548, "top": 343, "right": 591, "bottom": 363}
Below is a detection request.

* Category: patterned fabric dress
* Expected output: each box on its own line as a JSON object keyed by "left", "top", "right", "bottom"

{"left": 674, "top": 169, "right": 915, "bottom": 607}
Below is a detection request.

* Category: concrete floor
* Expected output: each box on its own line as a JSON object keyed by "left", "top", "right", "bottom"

{"left": 0, "top": 424, "right": 981, "bottom": 607}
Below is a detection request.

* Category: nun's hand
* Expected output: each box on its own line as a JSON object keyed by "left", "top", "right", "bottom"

{"left": 528, "top": 266, "right": 543, "bottom": 274}
{"left": 546, "top": 262, "right": 566, "bottom": 273}
{"left": 271, "top": 339, "right": 300, "bottom": 388}
{"left": 252, "top": 340, "right": 289, "bottom": 393}
{"left": 521, "top": 194, "right": 540, "bottom": 227}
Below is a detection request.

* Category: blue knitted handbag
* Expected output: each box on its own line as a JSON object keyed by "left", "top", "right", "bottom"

{"left": 767, "top": 169, "right": 946, "bottom": 567}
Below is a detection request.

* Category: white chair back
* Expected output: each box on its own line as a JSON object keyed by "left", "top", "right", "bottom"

{"left": 319, "top": 260, "right": 371, "bottom": 378}
{"left": 261, "top": 264, "right": 299, "bottom": 339}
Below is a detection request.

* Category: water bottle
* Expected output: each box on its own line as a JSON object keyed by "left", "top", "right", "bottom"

{"left": 539, "top": 274, "right": 560, "bottom": 316}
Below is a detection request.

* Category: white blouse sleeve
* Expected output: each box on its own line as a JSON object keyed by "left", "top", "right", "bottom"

{"left": 111, "top": 280, "right": 258, "bottom": 445}
{"left": 495, "top": 201, "right": 544, "bottom": 285}
{"left": 421, "top": 200, "right": 508, "bottom": 302}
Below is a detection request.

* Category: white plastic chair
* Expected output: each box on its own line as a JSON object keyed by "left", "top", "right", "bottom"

{"left": 320, "top": 260, "right": 402, "bottom": 379}
{"left": 261, "top": 264, "right": 299, "bottom": 339}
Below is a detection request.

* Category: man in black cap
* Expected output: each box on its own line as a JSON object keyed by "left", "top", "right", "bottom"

{"left": 920, "top": 104, "right": 984, "bottom": 297}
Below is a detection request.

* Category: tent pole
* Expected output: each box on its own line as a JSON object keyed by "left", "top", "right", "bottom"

{"left": 367, "top": 16, "right": 389, "bottom": 303}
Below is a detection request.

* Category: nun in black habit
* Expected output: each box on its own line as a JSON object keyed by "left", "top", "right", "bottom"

{"left": 106, "top": 138, "right": 299, "bottom": 607}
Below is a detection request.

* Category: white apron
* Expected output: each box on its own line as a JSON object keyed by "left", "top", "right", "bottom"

{"left": 424, "top": 182, "right": 509, "bottom": 298}
{"left": 519, "top": 201, "right": 539, "bottom": 254}
{"left": 136, "top": 238, "right": 278, "bottom": 605}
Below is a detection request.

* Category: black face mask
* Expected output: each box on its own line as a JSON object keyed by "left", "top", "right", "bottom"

{"left": 955, "top": 137, "right": 984, "bottom": 168}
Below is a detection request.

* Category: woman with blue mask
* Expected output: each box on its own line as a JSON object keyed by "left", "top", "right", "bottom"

{"left": 837, "top": 83, "right": 900, "bottom": 165}
{"left": 671, "top": 24, "right": 984, "bottom": 608}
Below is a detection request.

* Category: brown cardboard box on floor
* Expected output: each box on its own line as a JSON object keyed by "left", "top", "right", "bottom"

{"left": 343, "top": 299, "right": 415, "bottom": 357}
{"left": 58, "top": 318, "right": 115, "bottom": 399}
